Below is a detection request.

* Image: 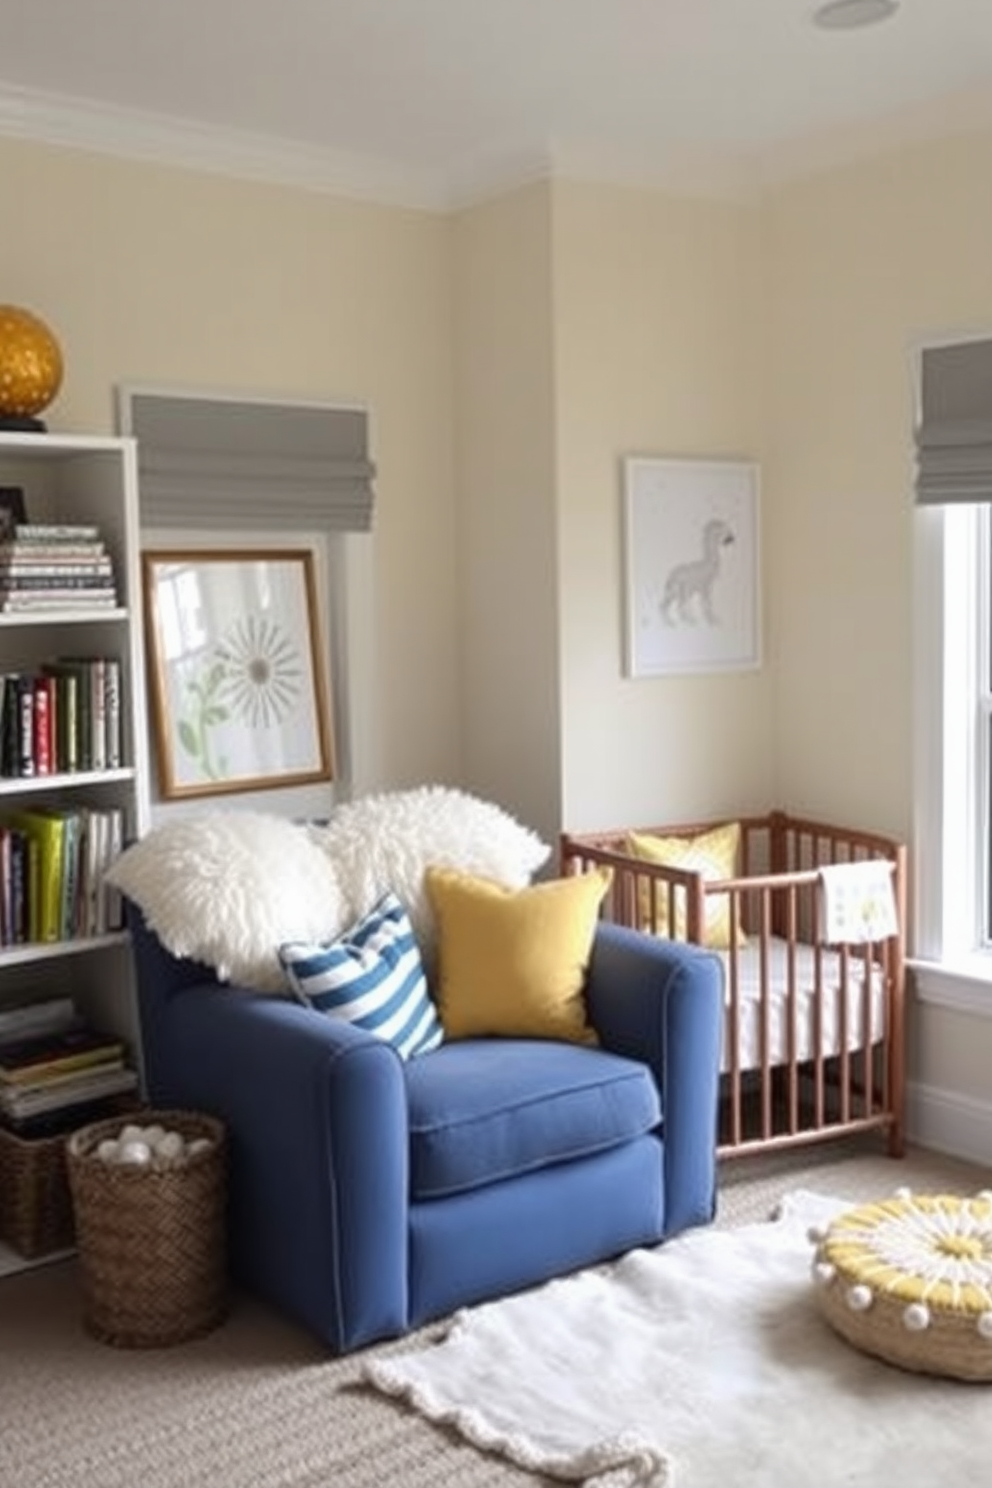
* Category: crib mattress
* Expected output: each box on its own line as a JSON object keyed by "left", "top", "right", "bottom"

{"left": 716, "top": 936, "right": 887, "bottom": 1074}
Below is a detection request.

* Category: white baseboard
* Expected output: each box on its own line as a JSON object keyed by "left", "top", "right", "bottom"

{"left": 906, "top": 1080, "right": 992, "bottom": 1168}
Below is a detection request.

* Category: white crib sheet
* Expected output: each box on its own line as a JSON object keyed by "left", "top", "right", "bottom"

{"left": 715, "top": 936, "right": 887, "bottom": 1074}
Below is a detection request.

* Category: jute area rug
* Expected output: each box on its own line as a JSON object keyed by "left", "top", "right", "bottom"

{"left": 366, "top": 1188, "right": 992, "bottom": 1488}
{"left": 1, "top": 1143, "right": 988, "bottom": 1488}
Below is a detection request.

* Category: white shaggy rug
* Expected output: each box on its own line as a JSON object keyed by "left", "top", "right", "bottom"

{"left": 364, "top": 1191, "right": 992, "bottom": 1487}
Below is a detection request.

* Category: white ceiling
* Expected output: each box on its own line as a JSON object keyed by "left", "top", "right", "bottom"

{"left": 1, "top": 0, "right": 991, "bottom": 208}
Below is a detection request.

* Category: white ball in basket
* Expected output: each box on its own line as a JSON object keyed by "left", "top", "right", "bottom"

{"left": 94, "top": 1122, "right": 214, "bottom": 1167}
{"left": 118, "top": 1139, "right": 153, "bottom": 1165}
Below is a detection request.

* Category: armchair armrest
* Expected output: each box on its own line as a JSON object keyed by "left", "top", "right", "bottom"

{"left": 585, "top": 922, "right": 723, "bottom": 1236}
{"left": 142, "top": 980, "right": 410, "bottom": 1353}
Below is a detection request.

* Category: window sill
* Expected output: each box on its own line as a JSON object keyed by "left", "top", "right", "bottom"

{"left": 909, "top": 956, "right": 992, "bottom": 1016}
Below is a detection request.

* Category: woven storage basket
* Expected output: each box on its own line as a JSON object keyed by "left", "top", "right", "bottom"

{"left": 0, "top": 1095, "right": 143, "bottom": 1260}
{"left": 0, "top": 1123, "right": 76, "bottom": 1259}
{"left": 66, "top": 1109, "right": 227, "bottom": 1348}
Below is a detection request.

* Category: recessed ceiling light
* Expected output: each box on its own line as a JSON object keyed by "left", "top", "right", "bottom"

{"left": 812, "top": 0, "right": 900, "bottom": 30}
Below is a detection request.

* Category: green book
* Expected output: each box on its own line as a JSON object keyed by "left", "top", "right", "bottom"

{"left": 6, "top": 810, "right": 65, "bottom": 943}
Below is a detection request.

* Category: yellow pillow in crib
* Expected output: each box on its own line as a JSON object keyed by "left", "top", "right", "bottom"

{"left": 625, "top": 822, "right": 748, "bottom": 949}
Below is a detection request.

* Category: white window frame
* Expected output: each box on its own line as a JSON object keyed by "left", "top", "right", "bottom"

{"left": 912, "top": 500, "right": 992, "bottom": 1012}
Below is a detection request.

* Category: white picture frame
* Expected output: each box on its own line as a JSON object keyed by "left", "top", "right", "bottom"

{"left": 623, "top": 456, "right": 761, "bottom": 678}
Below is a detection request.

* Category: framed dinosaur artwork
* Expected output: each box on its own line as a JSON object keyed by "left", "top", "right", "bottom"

{"left": 622, "top": 456, "right": 761, "bottom": 677}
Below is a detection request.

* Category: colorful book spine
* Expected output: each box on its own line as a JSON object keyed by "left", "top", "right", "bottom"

{"left": 0, "top": 674, "right": 20, "bottom": 777}
{"left": 32, "top": 675, "right": 54, "bottom": 776}
{"left": 0, "top": 829, "right": 11, "bottom": 946}
{"left": 55, "top": 669, "right": 79, "bottom": 774}
{"left": 51, "top": 810, "right": 82, "bottom": 940}
{"left": 8, "top": 829, "right": 26, "bottom": 944}
{"left": 17, "top": 676, "right": 34, "bottom": 778}
{"left": 89, "top": 657, "right": 106, "bottom": 771}
{"left": 103, "top": 659, "right": 121, "bottom": 769}
{"left": 103, "top": 807, "right": 125, "bottom": 931}
{"left": 7, "top": 810, "right": 66, "bottom": 943}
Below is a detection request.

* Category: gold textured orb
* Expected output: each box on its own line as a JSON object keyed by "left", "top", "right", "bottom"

{"left": 0, "top": 305, "right": 63, "bottom": 420}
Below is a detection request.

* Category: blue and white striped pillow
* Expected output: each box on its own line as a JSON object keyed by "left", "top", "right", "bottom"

{"left": 279, "top": 892, "right": 443, "bottom": 1060}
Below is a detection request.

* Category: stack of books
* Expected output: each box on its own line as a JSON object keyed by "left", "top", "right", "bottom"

{"left": 0, "top": 996, "right": 138, "bottom": 1134}
{"left": 0, "top": 523, "right": 117, "bottom": 612}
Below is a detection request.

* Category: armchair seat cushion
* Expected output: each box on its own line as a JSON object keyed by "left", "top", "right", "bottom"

{"left": 405, "top": 1039, "right": 661, "bottom": 1200}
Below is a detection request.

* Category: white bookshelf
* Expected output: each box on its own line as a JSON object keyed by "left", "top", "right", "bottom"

{"left": 0, "top": 433, "right": 151, "bottom": 1274}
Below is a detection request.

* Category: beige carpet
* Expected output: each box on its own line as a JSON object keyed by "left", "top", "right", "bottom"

{"left": 1, "top": 1140, "right": 988, "bottom": 1488}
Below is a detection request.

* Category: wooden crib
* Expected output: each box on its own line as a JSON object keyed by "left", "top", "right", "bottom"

{"left": 560, "top": 810, "right": 906, "bottom": 1161}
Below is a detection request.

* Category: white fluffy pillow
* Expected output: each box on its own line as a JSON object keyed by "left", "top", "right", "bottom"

{"left": 106, "top": 811, "right": 347, "bottom": 993}
{"left": 307, "top": 786, "right": 550, "bottom": 960}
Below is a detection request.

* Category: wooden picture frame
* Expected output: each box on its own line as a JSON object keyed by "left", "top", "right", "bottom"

{"left": 623, "top": 456, "right": 761, "bottom": 677}
{"left": 142, "top": 548, "right": 333, "bottom": 799}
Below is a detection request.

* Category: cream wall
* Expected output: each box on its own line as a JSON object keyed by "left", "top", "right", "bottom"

{"left": 762, "top": 126, "right": 992, "bottom": 1143}
{"left": 0, "top": 135, "right": 461, "bottom": 792}
{"left": 763, "top": 131, "right": 992, "bottom": 838}
{"left": 450, "top": 179, "right": 774, "bottom": 845}
{"left": 549, "top": 181, "right": 772, "bottom": 830}
{"left": 451, "top": 187, "right": 562, "bottom": 848}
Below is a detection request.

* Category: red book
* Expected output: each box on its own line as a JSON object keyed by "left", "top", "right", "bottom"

{"left": 32, "top": 676, "right": 55, "bottom": 776}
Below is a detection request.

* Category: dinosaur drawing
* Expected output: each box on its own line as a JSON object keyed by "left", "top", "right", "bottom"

{"left": 660, "top": 518, "right": 735, "bottom": 626}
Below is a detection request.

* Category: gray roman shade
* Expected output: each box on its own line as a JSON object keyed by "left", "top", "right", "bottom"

{"left": 126, "top": 392, "right": 375, "bottom": 531}
{"left": 915, "top": 339, "right": 992, "bottom": 505}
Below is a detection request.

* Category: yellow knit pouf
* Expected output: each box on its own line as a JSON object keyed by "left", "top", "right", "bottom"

{"left": 810, "top": 1190, "right": 992, "bottom": 1381}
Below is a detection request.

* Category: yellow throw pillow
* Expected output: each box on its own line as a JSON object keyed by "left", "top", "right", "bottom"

{"left": 626, "top": 821, "right": 747, "bottom": 949}
{"left": 424, "top": 866, "right": 612, "bottom": 1045}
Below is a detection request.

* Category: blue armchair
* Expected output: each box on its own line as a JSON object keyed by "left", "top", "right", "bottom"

{"left": 127, "top": 903, "right": 724, "bottom": 1354}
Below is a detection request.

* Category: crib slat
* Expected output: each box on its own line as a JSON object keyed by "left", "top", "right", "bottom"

{"left": 785, "top": 883, "right": 799, "bottom": 1136}
{"left": 759, "top": 886, "right": 772, "bottom": 1142}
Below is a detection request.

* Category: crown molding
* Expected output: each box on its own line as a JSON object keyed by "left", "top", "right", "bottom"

{"left": 0, "top": 82, "right": 451, "bottom": 211}
{"left": 0, "top": 78, "right": 989, "bottom": 218}
{"left": 0, "top": 79, "right": 763, "bottom": 212}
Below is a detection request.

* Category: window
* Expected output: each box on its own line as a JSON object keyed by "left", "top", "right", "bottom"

{"left": 913, "top": 337, "right": 992, "bottom": 1010}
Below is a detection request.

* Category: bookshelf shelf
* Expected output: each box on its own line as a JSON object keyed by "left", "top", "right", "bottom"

{"left": 0, "top": 767, "right": 137, "bottom": 797}
{"left": 0, "top": 432, "right": 151, "bottom": 1276}
{"left": 0, "top": 931, "right": 130, "bottom": 970}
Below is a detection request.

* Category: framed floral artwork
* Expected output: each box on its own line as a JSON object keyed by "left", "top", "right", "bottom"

{"left": 141, "top": 548, "right": 333, "bottom": 799}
